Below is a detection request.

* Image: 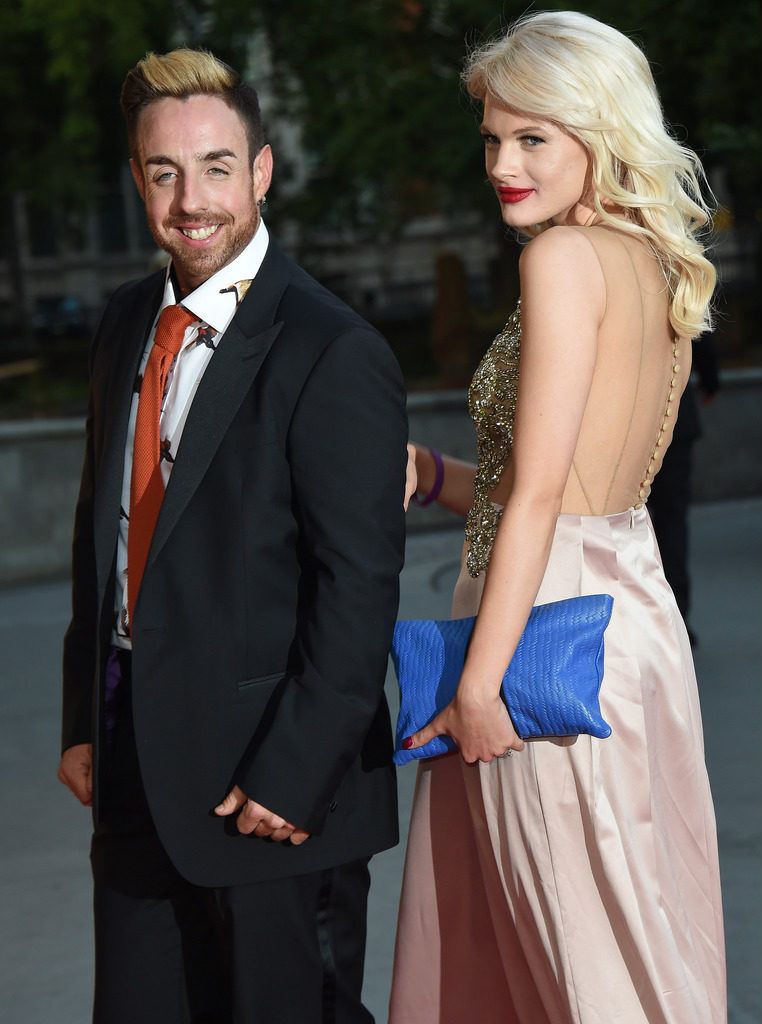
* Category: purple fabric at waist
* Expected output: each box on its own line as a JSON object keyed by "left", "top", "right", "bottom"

{"left": 104, "top": 647, "right": 129, "bottom": 738}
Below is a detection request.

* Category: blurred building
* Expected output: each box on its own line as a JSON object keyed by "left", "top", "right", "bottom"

{"left": 0, "top": 181, "right": 499, "bottom": 344}
{"left": 1, "top": 168, "right": 159, "bottom": 338}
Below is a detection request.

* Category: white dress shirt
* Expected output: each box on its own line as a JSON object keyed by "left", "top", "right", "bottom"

{"left": 112, "top": 223, "right": 270, "bottom": 648}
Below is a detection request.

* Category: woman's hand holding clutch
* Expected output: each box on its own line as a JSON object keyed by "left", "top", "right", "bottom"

{"left": 402, "top": 685, "right": 525, "bottom": 764}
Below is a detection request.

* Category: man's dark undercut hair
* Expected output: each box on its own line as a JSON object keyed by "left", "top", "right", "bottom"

{"left": 120, "top": 48, "right": 265, "bottom": 163}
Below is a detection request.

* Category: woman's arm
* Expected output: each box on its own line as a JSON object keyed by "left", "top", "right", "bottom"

{"left": 409, "top": 444, "right": 476, "bottom": 518}
{"left": 405, "top": 226, "right": 607, "bottom": 762}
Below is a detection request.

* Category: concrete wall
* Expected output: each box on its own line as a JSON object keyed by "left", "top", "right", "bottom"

{"left": 0, "top": 419, "right": 85, "bottom": 584}
{"left": 690, "top": 370, "right": 762, "bottom": 503}
{"left": 1, "top": 370, "right": 760, "bottom": 583}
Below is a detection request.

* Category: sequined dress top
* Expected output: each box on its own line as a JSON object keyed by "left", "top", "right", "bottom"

{"left": 465, "top": 300, "right": 521, "bottom": 578}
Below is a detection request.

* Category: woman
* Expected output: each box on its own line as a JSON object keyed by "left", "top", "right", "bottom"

{"left": 390, "top": 11, "right": 725, "bottom": 1024}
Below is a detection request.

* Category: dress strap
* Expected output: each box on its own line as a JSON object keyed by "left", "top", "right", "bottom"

{"left": 601, "top": 236, "right": 645, "bottom": 512}
{"left": 569, "top": 228, "right": 645, "bottom": 515}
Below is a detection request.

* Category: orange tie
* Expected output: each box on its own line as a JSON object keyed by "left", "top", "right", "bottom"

{"left": 128, "top": 304, "right": 196, "bottom": 629}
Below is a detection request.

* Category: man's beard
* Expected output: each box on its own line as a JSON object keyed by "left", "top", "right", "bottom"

{"left": 153, "top": 205, "right": 260, "bottom": 289}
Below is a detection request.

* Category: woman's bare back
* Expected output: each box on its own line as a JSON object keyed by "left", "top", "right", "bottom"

{"left": 557, "top": 224, "right": 689, "bottom": 515}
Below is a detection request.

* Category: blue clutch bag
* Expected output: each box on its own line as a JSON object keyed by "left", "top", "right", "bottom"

{"left": 391, "top": 594, "right": 614, "bottom": 765}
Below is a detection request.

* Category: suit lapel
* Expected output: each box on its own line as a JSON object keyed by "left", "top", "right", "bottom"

{"left": 145, "top": 243, "right": 291, "bottom": 573}
{"left": 93, "top": 272, "right": 164, "bottom": 604}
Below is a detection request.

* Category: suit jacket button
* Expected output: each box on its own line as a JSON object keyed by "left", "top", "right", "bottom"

{"left": 329, "top": 800, "right": 338, "bottom": 813}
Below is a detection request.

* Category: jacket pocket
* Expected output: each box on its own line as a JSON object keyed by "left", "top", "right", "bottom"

{"left": 235, "top": 671, "right": 284, "bottom": 693}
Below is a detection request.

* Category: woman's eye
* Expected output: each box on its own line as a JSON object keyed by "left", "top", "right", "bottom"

{"left": 480, "top": 132, "right": 499, "bottom": 147}
{"left": 521, "top": 135, "right": 545, "bottom": 147}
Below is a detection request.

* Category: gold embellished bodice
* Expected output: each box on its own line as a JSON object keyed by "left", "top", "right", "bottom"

{"left": 463, "top": 292, "right": 681, "bottom": 578}
{"left": 465, "top": 301, "right": 521, "bottom": 577}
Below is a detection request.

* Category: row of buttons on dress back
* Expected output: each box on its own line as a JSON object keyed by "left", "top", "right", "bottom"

{"left": 635, "top": 339, "right": 680, "bottom": 508}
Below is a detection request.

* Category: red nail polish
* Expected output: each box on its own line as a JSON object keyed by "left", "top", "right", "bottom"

{"left": 402, "top": 737, "right": 414, "bottom": 749}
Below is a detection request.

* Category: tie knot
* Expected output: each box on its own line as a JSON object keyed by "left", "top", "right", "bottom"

{"left": 153, "top": 304, "right": 197, "bottom": 356}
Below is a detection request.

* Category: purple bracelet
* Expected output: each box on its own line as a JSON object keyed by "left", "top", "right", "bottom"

{"left": 412, "top": 448, "right": 445, "bottom": 507}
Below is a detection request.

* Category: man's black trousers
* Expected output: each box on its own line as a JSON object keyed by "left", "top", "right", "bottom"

{"left": 91, "top": 649, "right": 374, "bottom": 1024}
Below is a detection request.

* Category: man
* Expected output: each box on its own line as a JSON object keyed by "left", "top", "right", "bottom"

{"left": 57, "top": 48, "right": 407, "bottom": 1023}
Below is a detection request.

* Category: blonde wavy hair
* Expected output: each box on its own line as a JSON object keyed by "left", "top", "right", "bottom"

{"left": 463, "top": 11, "right": 715, "bottom": 338}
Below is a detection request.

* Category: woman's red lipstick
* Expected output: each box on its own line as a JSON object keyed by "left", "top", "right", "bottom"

{"left": 497, "top": 186, "right": 535, "bottom": 204}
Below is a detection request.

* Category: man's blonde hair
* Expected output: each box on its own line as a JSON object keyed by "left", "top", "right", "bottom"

{"left": 121, "top": 48, "right": 265, "bottom": 162}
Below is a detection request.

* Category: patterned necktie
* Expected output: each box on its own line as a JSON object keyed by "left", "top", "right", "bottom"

{"left": 128, "top": 304, "right": 196, "bottom": 629}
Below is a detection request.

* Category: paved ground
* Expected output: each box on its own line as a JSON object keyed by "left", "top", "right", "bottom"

{"left": 1, "top": 499, "right": 760, "bottom": 1023}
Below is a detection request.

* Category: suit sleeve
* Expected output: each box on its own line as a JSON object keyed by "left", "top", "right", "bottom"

{"left": 234, "top": 327, "right": 408, "bottom": 833}
{"left": 61, "top": 342, "right": 99, "bottom": 752}
{"left": 61, "top": 288, "right": 127, "bottom": 753}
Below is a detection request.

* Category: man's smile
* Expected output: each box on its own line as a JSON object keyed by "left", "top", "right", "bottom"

{"left": 179, "top": 224, "right": 220, "bottom": 240}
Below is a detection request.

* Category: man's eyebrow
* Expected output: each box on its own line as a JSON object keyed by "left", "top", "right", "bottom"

{"left": 145, "top": 154, "right": 177, "bottom": 167}
{"left": 199, "top": 149, "right": 238, "bottom": 162}
{"left": 143, "top": 149, "right": 238, "bottom": 166}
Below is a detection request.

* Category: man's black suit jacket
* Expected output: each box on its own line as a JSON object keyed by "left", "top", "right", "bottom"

{"left": 62, "top": 241, "right": 408, "bottom": 887}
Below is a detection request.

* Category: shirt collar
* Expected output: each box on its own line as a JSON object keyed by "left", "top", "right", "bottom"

{"left": 161, "top": 221, "right": 270, "bottom": 334}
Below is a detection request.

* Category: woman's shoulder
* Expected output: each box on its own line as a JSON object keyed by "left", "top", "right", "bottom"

{"left": 519, "top": 226, "right": 606, "bottom": 306}
{"left": 520, "top": 222, "right": 630, "bottom": 261}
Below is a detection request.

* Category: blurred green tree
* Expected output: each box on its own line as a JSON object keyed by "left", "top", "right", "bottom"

{"left": 550, "top": 0, "right": 762, "bottom": 217}
{"left": 0, "top": 0, "right": 175, "bottom": 329}
{"left": 255, "top": 0, "right": 503, "bottom": 237}
{"left": 2, "top": 0, "right": 759, "bottom": 385}
{"left": 3, "top": 0, "right": 176, "bottom": 205}
{"left": 5, "top": 0, "right": 759, "bottom": 230}
{"left": 255, "top": 0, "right": 762, "bottom": 230}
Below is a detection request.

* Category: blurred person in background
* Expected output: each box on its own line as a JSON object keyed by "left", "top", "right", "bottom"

{"left": 392, "top": 12, "right": 725, "bottom": 1023}
{"left": 649, "top": 336, "right": 720, "bottom": 646}
{"left": 57, "top": 47, "right": 407, "bottom": 1024}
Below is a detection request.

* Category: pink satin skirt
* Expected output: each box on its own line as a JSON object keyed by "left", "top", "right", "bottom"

{"left": 389, "top": 507, "right": 726, "bottom": 1024}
